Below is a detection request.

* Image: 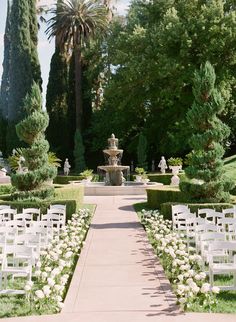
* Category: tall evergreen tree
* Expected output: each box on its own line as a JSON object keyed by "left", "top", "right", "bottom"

{"left": 6, "top": 0, "right": 42, "bottom": 154}
{"left": 46, "top": 48, "right": 70, "bottom": 161}
{"left": 11, "top": 83, "right": 57, "bottom": 200}
{"left": 0, "top": 0, "right": 11, "bottom": 154}
{"left": 180, "top": 62, "right": 234, "bottom": 202}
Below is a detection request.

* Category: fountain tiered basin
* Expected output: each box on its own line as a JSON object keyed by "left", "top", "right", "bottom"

{"left": 70, "top": 134, "right": 163, "bottom": 195}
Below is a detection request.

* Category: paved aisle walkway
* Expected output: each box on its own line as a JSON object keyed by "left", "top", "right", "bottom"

{"left": 2, "top": 196, "right": 236, "bottom": 321}
{"left": 62, "top": 195, "right": 179, "bottom": 320}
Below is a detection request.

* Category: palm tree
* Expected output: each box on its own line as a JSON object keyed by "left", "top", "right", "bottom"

{"left": 46, "top": 0, "right": 108, "bottom": 131}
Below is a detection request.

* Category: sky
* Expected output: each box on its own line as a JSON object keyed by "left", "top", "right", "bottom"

{"left": 0, "top": 0, "right": 130, "bottom": 106}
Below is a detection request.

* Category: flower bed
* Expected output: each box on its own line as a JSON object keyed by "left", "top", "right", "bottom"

{"left": 140, "top": 209, "right": 219, "bottom": 311}
{"left": 25, "top": 208, "right": 91, "bottom": 312}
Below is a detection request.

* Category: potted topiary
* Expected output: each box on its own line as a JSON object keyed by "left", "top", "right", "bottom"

{"left": 135, "top": 167, "right": 145, "bottom": 182}
{"left": 80, "top": 169, "right": 94, "bottom": 184}
{"left": 167, "top": 157, "right": 183, "bottom": 185}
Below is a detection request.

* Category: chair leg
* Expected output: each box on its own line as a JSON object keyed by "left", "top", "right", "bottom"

{"left": 209, "top": 269, "right": 214, "bottom": 287}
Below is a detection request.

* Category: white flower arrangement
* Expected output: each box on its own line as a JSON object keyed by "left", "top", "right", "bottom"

{"left": 140, "top": 209, "right": 219, "bottom": 310}
{"left": 25, "top": 208, "right": 91, "bottom": 312}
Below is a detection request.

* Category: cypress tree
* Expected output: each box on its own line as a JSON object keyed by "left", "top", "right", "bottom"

{"left": 6, "top": 0, "right": 42, "bottom": 154}
{"left": 74, "top": 129, "right": 86, "bottom": 173}
{"left": 11, "top": 83, "right": 57, "bottom": 200}
{"left": 46, "top": 49, "right": 70, "bottom": 161}
{"left": 137, "top": 133, "right": 148, "bottom": 170}
{"left": 0, "top": 0, "right": 11, "bottom": 155}
{"left": 180, "top": 62, "right": 234, "bottom": 202}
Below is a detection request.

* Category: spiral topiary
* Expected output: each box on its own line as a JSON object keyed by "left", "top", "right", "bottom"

{"left": 11, "top": 83, "right": 57, "bottom": 199}
{"left": 180, "top": 62, "right": 234, "bottom": 202}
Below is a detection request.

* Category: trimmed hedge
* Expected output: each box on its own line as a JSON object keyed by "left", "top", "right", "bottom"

{"left": 0, "top": 185, "right": 84, "bottom": 221}
{"left": 147, "top": 173, "right": 186, "bottom": 185}
{"left": 53, "top": 175, "right": 84, "bottom": 185}
{"left": 147, "top": 186, "right": 188, "bottom": 208}
{"left": 161, "top": 202, "right": 234, "bottom": 220}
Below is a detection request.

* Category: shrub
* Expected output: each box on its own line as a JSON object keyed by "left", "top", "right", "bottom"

{"left": 167, "top": 157, "right": 183, "bottom": 166}
{"left": 53, "top": 175, "right": 84, "bottom": 185}
{"left": 147, "top": 173, "right": 186, "bottom": 185}
{"left": 146, "top": 186, "right": 188, "bottom": 209}
{"left": 0, "top": 184, "right": 15, "bottom": 195}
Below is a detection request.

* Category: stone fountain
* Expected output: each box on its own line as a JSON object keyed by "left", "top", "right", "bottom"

{"left": 98, "top": 134, "right": 130, "bottom": 186}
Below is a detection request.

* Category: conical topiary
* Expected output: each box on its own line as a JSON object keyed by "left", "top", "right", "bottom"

{"left": 180, "top": 62, "right": 234, "bottom": 202}
{"left": 11, "top": 83, "right": 57, "bottom": 199}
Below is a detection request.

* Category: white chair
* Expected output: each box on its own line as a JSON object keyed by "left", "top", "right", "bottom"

{"left": 199, "top": 232, "right": 226, "bottom": 263}
{"left": 195, "top": 223, "right": 218, "bottom": 253}
{"left": 209, "top": 241, "right": 236, "bottom": 290}
{"left": 198, "top": 208, "right": 215, "bottom": 219}
{"left": 0, "top": 209, "right": 17, "bottom": 222}
{"left": 46, "top": 208, "right": 66, "bottom": 225}
{"left": 0, "top": 245, "right": 32, "bottom": 294}
{"left": 0, "top": 205, "right": 11, "bottom": 210}
{"left": 205, "top": 211, "right": 224, "bottom": 225}
{"left": 171, "top": 205, "right": 190, "bottom": 230}
{"left": 23, "top": 208, "right": 40, "bottom": 221}
{"left": 50, "top": 204, "right": 66, "bottom": 211}
{"left": 223, "top": 208, "right": 236, "bottom": 218}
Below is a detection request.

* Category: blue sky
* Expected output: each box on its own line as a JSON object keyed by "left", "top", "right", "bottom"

{"left": 0, "top": 0, "right": 130, "bottom": 106}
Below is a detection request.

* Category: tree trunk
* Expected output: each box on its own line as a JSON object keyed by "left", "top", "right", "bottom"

{"left": 74, "top": 46, "right": 83, "bottom": 131}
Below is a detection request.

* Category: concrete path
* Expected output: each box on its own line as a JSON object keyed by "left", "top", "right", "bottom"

{"left": 2, "top": 195, "right": 236, "bottom": 321}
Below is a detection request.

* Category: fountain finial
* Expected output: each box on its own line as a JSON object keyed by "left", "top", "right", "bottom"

{"left": 108, "top": 134, "right": 118, "bottom": 150}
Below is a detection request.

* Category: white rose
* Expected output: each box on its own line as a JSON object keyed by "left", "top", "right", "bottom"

{"left": 201, "top": 283, "right": 210, "bottom": 293}
{"left": 211, "top": 286, "right": 220, "bottom": 294}
{"left": 43, "top": 285, "right": 51, "bottom": 296}
{"left": 35, "top": 290, "right": 45, "bottom": 299}
{"left": 47, "top": 278, "right": 55, "bottom": 287}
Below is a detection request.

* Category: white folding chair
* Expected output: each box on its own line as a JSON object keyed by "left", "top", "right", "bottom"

{"left": 23, "top": 208, "right": 40, "bottom": 221}
{"left": 209, "top": 241, "right": 236, "bottom": 290}
{"left": 171, "top": 205, "right": 190, "bottom": 230}
{"left": 0, "top": 245, "right": 32, "bottom": 294}
{"left": 222, "top": 208, "right": 236, "bottom": 218}
{"left": 199, "top": 232, "right": 226, "bottom": 263}
{"left": 198, "top": 208, "right": 215, "bottom": 219}
{"left": 0, "top": 209, "right": 17, "bottom": 222}
{"left": 206, "top": 211, "right": 224, "bottom": 225}
{"left": 0, "top": 205, "right": 11, "bottom": 210}
{"left": 46, "top": 208, "right": 66, "bottom": 225}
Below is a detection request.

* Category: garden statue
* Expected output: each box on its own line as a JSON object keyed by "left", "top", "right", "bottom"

{"left": 0, "top": 168, "right": 7, "bottom": 177}
{"left": 64, "top": 158, "right": 71, "bottom": 176}
{"left": 158, "top": 156, "right": 168, "bottom": 173}
{"left": 151, "top": 160, "right": 155, "bottom": 172}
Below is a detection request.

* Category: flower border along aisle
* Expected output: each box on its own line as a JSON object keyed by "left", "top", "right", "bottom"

{"left": 140, "top": 210, "right": 219, "bottom": 311}
{"left": 25, "top": 208, "right": 91, "bottom": 312}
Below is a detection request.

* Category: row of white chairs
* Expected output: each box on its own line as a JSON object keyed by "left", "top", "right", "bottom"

{"left": 0, "top": 204, "right": 67, "bottom": 294}
{"left": 171, "top": 205, "right": 236, "bottom": 291}
{"left": 0, "top": 205, "right": 66, "bottom": 226}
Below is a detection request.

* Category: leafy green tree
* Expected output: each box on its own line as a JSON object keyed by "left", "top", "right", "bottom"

{"left": 137, "top": 133, "right": 148, "bottom": 170}
{"left": 180, "top": 62, "right": 234, "bottom": 202}
{"left": 73, "top": 129, "right": 86, "bottom": 173}
{"left": 91, "top": 0, "right": 236, "bottom": 161}
{"left": 11, "top": 83, "right": 57, "bottom": 200}
{"left": 6, "top": 0, "right": 42, "bottom": 154}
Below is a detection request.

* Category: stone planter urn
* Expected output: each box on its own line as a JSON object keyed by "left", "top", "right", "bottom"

{"left": 169, "top": 165, "right": 182, "bottom": 185}
{"left": 142, "top": 178, "right": 150, "bottom": 185}
{"left": 135, "top": 175, "right": 142, "bottom": 182}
